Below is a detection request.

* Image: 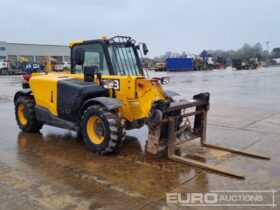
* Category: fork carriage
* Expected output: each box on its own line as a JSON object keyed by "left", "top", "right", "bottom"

{"left": 146, "top": 92, "right": 270, "bottom": 179}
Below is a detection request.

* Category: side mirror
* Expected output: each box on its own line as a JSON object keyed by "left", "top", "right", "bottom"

{"left": 142, "top": 43, "right": 149, "bottom": 55}
{"left": 84, "top": 65, "right": 98, "bottom": 82}
{"left": 75, "top": 48, "right": 85, "bottom": 66}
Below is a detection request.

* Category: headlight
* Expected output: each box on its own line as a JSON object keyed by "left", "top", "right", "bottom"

{"left": 161, "top": 77, "right": 170, "bottom": 85}
{"left": 103, "top": 79, "right": 115, "bottom": 89}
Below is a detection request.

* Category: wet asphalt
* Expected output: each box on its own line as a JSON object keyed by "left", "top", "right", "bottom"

{"left": 0, "top": 67, "right": 279, "bottom": 210}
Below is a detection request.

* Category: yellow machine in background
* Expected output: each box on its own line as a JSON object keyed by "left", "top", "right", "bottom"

{"left": 154, "top": 61, "right": 166, "bottom": 72}
{"left": 42, "top": 56, "right": 57, "bottom": 72}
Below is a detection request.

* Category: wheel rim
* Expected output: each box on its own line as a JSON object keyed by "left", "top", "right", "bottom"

{"left": 18, "top": 103, "right": 27, "bottom": 125}
{"left": 86, "top": 116, "right": 105, "bottom": 144}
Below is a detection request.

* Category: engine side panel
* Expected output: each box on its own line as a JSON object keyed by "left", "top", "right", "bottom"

{"left": 57, "top": 78, "right": 109, "bottom": 121}
{"left": 29, "top": 74, "right": 60, "bottom": 116}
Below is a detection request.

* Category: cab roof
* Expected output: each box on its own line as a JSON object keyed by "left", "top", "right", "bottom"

{"left": 68, "top": 36, "right": 132, "bottom": 47}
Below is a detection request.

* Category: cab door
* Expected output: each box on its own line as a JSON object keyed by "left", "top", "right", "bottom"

{"left": 71, "top": 43, "right": 111, "bottom": 76}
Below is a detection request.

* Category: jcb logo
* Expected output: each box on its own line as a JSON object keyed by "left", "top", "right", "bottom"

{"left": 102, "top": 79, "right": 120, "bottom": 90}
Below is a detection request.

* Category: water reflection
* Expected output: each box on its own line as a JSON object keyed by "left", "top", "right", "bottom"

{"left": 17, "top": 131, "right": 202, "bottom": 198}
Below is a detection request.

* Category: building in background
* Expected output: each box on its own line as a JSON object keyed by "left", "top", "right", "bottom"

{"left": 0, "top": 41, "right": 7, "bottom": 61}
{"left": 0, "top": 41, "right": 70, "bottom": 63}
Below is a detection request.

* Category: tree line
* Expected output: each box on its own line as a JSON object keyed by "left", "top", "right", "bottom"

{"left": 152, "top": 43, "right": 280, "bottom": 62}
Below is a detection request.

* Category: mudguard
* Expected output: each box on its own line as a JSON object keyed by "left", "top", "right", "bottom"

{"left": 80, "top": 97, "right": 123, "bottom": 115}
{"left": 14, "top": 89, "right": 32, "bottom": 104}
{"left": 57, "top": 78, "right": 110, "bottom": 121}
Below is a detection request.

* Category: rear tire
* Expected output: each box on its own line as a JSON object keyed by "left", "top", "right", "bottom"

{"left": 82, "top": 105, "right": 125, "bottom": 155}
{"left": 15, "top": 96, "right": 43, "bottom": 132}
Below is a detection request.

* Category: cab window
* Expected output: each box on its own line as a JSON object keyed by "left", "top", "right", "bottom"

{"left": 73, "top": 43, "right": 109, "bottom": 75}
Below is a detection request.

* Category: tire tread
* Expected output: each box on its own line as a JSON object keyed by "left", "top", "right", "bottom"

{"left": 15, "top": 96, "right": 43, "bottom": 132}
{"left": 83, "top": 104, "right": 125, "bottom": 155}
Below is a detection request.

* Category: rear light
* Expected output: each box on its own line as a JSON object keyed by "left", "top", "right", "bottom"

{"left": 23, "top": 74, "right": 32, "bottom": 80}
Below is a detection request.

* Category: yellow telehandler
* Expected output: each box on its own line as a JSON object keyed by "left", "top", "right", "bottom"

{"left": 14, "top": 36, "right": 269, "bottom": 179}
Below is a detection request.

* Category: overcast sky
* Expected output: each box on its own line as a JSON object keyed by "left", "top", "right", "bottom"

{"left": 1, "top": 0, "right": 279, "bottom": 57}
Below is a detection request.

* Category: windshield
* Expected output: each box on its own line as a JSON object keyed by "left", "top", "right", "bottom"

{"left": 108, "top": 44, "right": 141, "bottom": 76}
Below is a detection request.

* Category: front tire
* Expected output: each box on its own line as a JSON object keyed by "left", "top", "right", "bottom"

{"left": 82, "top": 105, "right": 125, "bottom": 155}
{"left": 15, "top": 96, "right": 43, "bottom": 132}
